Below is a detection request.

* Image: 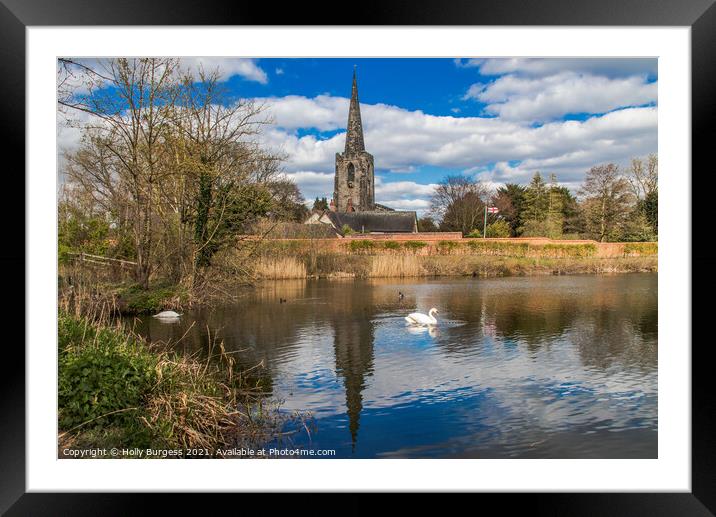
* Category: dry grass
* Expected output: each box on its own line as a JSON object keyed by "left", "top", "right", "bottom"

{"left": 254, "top": 257, "right": 308, "bottom": 279}
{"left": 368, "top": 255, "right": 424, "bottom": 278}
{"left": 140, "top": 343, "right": 290, "bottom": 451}
{"left": 247, "top": 248, "right": 657, "bottom": 280}
{"left": 57, "top": 290, "right": 312, "bottom": 456}
{"left": 58, "top": 314, "right": 311, "bottom": 455}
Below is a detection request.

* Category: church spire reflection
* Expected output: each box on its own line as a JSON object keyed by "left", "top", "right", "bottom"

{"left": 330, "top": 288, "right": 376, "bottom": 451}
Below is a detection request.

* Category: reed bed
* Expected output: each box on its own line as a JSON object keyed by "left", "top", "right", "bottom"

{"left": 254, "top": 257, "right": 307, "bottom": 279}
{"left": 368, "top": 255, "right": 424, "bottom": 278}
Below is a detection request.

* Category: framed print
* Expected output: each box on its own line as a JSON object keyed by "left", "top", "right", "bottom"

{"left": 3, "top": 0, "right": 715, "bottom": 513}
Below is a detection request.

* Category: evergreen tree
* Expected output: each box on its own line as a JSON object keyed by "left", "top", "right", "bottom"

{"left": 519, "top": 172, "right": 549, "bottom": 236}
{"left": 642, "top": 190, "right": 658, "bottom": 235}
{"left": 545, "top": 173, "right": 564, "bottom": 238}
{"left": 313, "top": 197, "right": 329, "bottom": 211}
{"left": 492, "top": 183, "right": 526, "bottom": 236}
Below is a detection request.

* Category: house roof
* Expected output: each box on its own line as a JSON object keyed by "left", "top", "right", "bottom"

{"left": 326, "top": 211, "right": 417, "bottom": 233}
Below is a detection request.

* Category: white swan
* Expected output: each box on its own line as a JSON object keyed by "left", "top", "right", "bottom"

{"left": 153, "top": 310, "right": 181, "bottom": 319}
{"left": 405, "top": 308, "right": 439, "bottom": 326}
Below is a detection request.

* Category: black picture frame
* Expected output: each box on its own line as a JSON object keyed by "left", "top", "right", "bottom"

{"left": 2, "top": 0, "right": 714, "bottom": 513}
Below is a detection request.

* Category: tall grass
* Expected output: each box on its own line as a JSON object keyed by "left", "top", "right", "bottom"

{"left": 254, "top": 257, "right": 307, "bottom": 279}
{"left": 58, "top": 311, "right": 308, "bottom": 455}
{"left": 368, "top": 255, "right": 424, "bottom": 277}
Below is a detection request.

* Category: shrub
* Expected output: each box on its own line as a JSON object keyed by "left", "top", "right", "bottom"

{"left": 118, "top": 283, "right": 183, "bottom": 314}
{"left": 466, "top": 229, "right": 482, "bottom": 238}
{"left": 381, "top": 240, "right": 401, "bottom": 250}
{"left": 623, "top": 242, "right": 658, "bottom": 256}
{"left": 485, "top": 220, "right": 511, "bottom": 238}
{"left": 541, "top": 243, "right": 597, "bottom": 258}
{"left": 58, "top": 316, "right": 158, "bottom": 431}
{"left": 438, "top": 240, "right": 460, "bottom": 253}
{"left": 347, "top": 240, "right": 374, "bottom": 252}
{"left": 466, "top": 240, "right": 530, "bottom": 256}
{"left": 402, "top": 241, "right": 428, "bottom": 251}
{"left": 341, "top": 224, "right": 353, "bottom": 235}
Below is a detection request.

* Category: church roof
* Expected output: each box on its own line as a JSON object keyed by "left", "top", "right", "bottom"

{"left": 344, "top": 68, "right": 365, "bottom": 155}
{"left": 326, "top": 211, "right": 418, "bottom": 234}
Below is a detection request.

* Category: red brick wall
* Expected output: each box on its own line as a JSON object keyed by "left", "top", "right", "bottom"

{"left": 345, "top": 232, "right": 463, "bottom": 241}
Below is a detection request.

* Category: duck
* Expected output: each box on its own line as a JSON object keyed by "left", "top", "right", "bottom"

{"left": 398, "top": 291, "right": 404, "bottom": 300}
{"left": 405, "top": 308, "right": 439, "bottom": 326}
{"left": 153, "top": 310, "right": 181, "bottom": 319}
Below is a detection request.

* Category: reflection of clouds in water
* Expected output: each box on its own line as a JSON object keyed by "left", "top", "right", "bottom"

{"left": 325, "top": 304, "right": 653, "bottom": 438}
{"left": 128, "top": 274, "right": 657, "bottom": 458}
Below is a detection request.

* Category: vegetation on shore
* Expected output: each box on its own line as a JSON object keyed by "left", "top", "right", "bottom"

{"left": 58, "top": 310, "right": 305, "bottom": 456}
{"left": 249, "top": 242, "right": 657, "bottom": 280}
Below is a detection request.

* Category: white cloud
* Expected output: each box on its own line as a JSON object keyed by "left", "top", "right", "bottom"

{"left": 261, "top": 95, "right": 348, "bottom": 131}
{"left": 284, "top": 171, "right": 334, "bottom": 203}
{"left": 456, "top": 58, "right": 657, "bottom": 78}
{"left": 283, "top": 171, "right": 437, "bottom": 214}
{"left": 465, "top": 72, "right": 657, "bottom": 122}
{"left": 181, "top": 57, "right": 268, "bottom": 84}
{"left": 259, "top": 95, "right": 656, "bottom": 181}
{"left": 374, "top": 179, "right": 438, "bottom": 198}
{"left": 255, "top": 94, "right": 655, "bottom": 213}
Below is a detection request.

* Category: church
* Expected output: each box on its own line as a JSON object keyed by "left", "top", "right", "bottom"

{"left": 305, "top": 70, "right": 418, "bottom": 234}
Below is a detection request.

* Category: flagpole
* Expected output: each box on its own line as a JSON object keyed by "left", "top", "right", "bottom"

{"left": 483, "top": 205, "right": 487, "bottom": 239}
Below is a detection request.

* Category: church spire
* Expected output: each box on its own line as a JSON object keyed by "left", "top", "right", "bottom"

{"left": 344, "top": 67, "right": 365, "bottom": 155}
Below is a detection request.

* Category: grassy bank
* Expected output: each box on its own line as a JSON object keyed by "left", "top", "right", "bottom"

{"left": 58, "top": 313, "right": 301, "bottom": 456}
{"left": 59, "top": 239, "right": 657, "bottom": 315}
{"left": 249, "top": 239, "right": 657, "bottom": 280}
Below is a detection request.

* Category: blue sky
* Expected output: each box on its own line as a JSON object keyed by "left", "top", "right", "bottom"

{"left": 58, "top": 57, "right": 658, "bottom": 214}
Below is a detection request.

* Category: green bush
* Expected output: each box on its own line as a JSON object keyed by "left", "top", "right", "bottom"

{"left": 438, "top": 240, "right": 460, "bottom": 251}
{"left": 466, "top": 229, "right": 482, "bottom": 238}
{"left": 381, "top": 240, "right": 401, "bottom": 250}
{"left": 541, "top": 243, "right": 597, "bottom": 258}
{"left": 347, "top": 240, "right": 374, "bottom": 252}
{"left": 118, "top": 283, "right": 183, "bottom": 314}
{"left": 341, "top": 224, "right": 353, "bottom": 235}
{"left": 485, "top": 220, "right": 511, "bottom": 238}
{"left": 402, "top": 241, "right": 428, "bottom": 251}
{"left": 623, "top": 242, "right": 658, "bottom": 256}
{"left": 467, "top": 241, "right": 530, "bottom": 256}
{"left": 58, "top": 212, "right": 111, "bottom": 257}
{"left": 58, "top": 316, "right": 158, "bottom": 431}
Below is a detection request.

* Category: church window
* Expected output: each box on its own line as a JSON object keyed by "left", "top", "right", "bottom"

{"left": 347, "top": 163, "right": 355, "bottom": 185}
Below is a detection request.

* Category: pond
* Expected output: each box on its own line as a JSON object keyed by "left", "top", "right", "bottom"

{"left": 129, "top": 273, "right": 657, "bottom": 458}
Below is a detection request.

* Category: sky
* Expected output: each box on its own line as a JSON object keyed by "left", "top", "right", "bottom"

{"left": 58, "top": 57, "right": 658, "bottom": 215}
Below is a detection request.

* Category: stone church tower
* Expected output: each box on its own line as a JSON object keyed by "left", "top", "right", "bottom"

{"left": 333, "top": 69, "right": 375, "bottom": 212}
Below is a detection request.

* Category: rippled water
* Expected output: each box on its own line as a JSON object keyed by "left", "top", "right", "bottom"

{"left": 130, "top": 273, "right": 657, "bottom": 458}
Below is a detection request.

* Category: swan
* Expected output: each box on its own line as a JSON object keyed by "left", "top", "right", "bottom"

{"left": 153, "top": 310, "right": 181, "bottom": 319}
{"left": 405, "top": 308, "right": 439, "bottom": 326}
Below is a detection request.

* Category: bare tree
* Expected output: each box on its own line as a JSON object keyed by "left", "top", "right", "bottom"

{"left": 59, "top": 58, "right": 290, "bottom": 288}
{"left": 626, "top": 154, "right": 658, "bottom": 200}
{"left": 168, "top": 67, "right": 282, "bottom": 278}
{"left": 579, "top": 164, "right": 634, "bottom": 242}
{"left": 60, "top": 58, "right": 181, "bottom": 287}
{"left": 429, "top": 176, "right": 488, "bottom": 235}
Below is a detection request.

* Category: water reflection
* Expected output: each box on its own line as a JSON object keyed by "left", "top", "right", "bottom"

{"left": 129, "top": 274, "right": 658, "bottom": 458}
